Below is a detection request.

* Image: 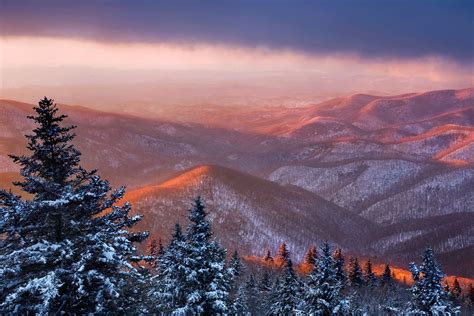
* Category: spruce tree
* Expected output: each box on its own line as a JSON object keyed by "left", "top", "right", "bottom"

{"left": 304, "top": 241, "right": 345, "bottom": 315}
{"left": 228, "top": 250, "right": 243, "bottom": 281}
{"left": 450, "top": 278, "right": 462, "bottom": 304}
{"left": 268, "top": 260, "right": 302, "bottom": 315}
{"left": 183, "top": 197, "right": 230, "bottom": 314}
{"left": 467, "top": 283, "right": 474, "bottom": 307}
{"left": 263, "top": 249, "right": 274, "bottom": 263}
{"left": 409, "top": 247, "right": 457, "bottom": 314}
{"left": 363, "top": 259, "right": 377, "bottom": 286}
{"left": 333, "top": 248, "right": 347, "bottom": 286}
{"left": 275, "top": 242, "right": 290, "bottom": 268}
{"left": 154, "top": 224, "right": 188, "bottom": 313}
{"left": 0, "top": 98, "right": 148, "bottom": 314}
{"left": 348, "top": 257, "right": 364, "bottom": 286}
{"left": 381, "top": 264, "right": 393, "bottom": 286}
{"left": 301, "top": 245, "right": 317, "bottom": 273}
{"left": 259, "top": 271, "right": 272, "bottom": 294}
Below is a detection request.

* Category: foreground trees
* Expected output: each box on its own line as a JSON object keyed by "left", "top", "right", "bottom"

{"left": 152, "top": 197, "right": 231, "bottom": 314}
{"left": 0, "top": 98, "right": 148, "bottom": 313}
{"left": 0, "top": 99, "right": 468, "bottom": 314}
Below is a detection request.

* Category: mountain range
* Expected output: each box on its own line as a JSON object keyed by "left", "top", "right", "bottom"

{"left": 1, "top": 87, "right": 473, "bottom": 278}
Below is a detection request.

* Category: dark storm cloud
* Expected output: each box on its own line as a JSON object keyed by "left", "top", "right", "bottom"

{"left": 1, "top": 0, "right": 473, "bottom": 62}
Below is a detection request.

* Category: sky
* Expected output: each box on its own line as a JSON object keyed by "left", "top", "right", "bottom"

{"left": 0, "top": 0, "right": 473, "bottom": 109}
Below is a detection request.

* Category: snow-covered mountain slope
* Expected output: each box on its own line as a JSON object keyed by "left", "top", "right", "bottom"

{"left": 269, "top": 160, "right": 474, "bottom": 224}
{"left": 124, "top": 165, "right": 376, "bottom": 260}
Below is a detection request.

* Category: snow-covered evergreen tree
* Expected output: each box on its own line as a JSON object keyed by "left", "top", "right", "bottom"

{"left": 348, "top": 257, "right": 364, "bottom": 286}
{"left": 333, "top": 248, "right": 347, "bottom": 286}
{"left": 153, "top": 223, "right": 189, "bottom": 313}
{"left": 363, "top": 259, "right": 377, "bottom": 286}
{"left": 409, "top": 247, "right": 458, "bottom": 315}
{"left": 158, "top": 197, "right": 230, "bottom": 315}
{"left": 0, "top": 98, "right": 148, "bottom": 314}
{"left": 268, "top": 260, "right": 302, "bottom": 315}
{"left": 228, "top": 250, "right": 243, "bottom": 281}
{"left": 304, "top": 241, "right": 346, "bottom": 315}
{"left": 231, "top": 285, "right": 250, "bottom": 315}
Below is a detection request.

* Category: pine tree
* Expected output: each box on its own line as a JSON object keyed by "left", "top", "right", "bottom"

{"left": 333, "top": 248, "right": 347, "bottom": 286}
{"left": 231, "top": 285, "right": 250, "bottom": 315}
{"left": 301, "top": 245, "right": 317, "bottom": 273}
{"left": 467, "top": 283, "right": 474, "bottom": 306}
{"left": 275, "top": 242, "right": 290, "bottom": 268}
{"left": 147, "top": 238, "right": 163, "bottom": 269}
{"left": 259, "top": 271, "right": 272, "bottom": 293}
{"left": 348, "top": 257, "right": 364, "bottom": 286}
{"left": 409, "top": 247, "right": 457, "bottom": 314}
{"left": 154, "top": 223, "right": 188, "bottom": 313}
{"left": 182, "top": 197, "right": 230, "bottom": 314}
{"left": 363, "top": 259, "right": 377, "bottom": 286}
{"left": 263, "top": 249, "right": 274, "bottom": 264}
{"left": 450, "top": 278, "right": 462, "bottom": 304}
{"left": 381, "top": 264, "right": 393, "bottom": 286}
{"left": 228, "top": 250, "right": 243, "bottom": 281}
{"left": 304, "top": 241, "right": 345, "bottom": 315}
{"left": 268, "top": 260, "right": 302, "bottom": 315}
{"left": 0, "top": 98, "right": 148, "bottom": 314}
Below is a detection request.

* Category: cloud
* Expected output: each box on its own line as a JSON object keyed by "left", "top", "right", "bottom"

{"left": 1, "top": 0, "right": 473, "bottom": 63}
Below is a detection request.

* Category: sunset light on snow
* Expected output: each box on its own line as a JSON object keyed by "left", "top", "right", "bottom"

{"left": 0, "top": 1, "right": 473, "bottom": 314}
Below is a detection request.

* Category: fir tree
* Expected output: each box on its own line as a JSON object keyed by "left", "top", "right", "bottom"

{"left": 467, "top": 283, "right": 474, "bottom": 306}
{"left": 147, "top": 238, "right": 163, "bottom": 269}
{"left": 450, "top": 278, "right": 462, "bottom": 304}
{"left": 301, "top": 245, "right": 317, "bottom": 273}
{"left": 333, "top": 248, "right": 347, "bottom": 286}
{"left": 304, "top": 241, "right": 345, "bottom": 315}
{"left": 0, "top": 98, "right": 148, "bottom": 314}
{"left": 348, "top": 257, "right": 364, "bottom": 286}
{"left": 183, "top": 197, "right": 230, "bottom": 314}
{"left": 259, "top": 271, "right": 272, "bottom": 293}
{"left": 381, "top": 264, "right": 393, "bottom": 286}
{"left": 409, "top": 247, "right": 457, "bottom": 314}
{"left": 154, "top": 223, "right": 188, "bottom": 313}
{"left": 230, "top": 285, "right": 250, "bottom": 315}
{"left": 228, "top": 250, "right": 243, "bottom": 281}
{"left": 275, "top": 242, "right": 290, "bottom": 268}
{"left": 263, "top": 249, "right": 274, "bottom": 264}
{"left": 363, "top": 259, "right": 377, "bottom": 286}
{"left": 268, "top": 260, "right": 302, "bottom": 315}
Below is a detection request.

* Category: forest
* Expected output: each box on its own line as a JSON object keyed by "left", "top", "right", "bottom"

{"left": 1, "top": 98, "right": 473, "bottom": 315}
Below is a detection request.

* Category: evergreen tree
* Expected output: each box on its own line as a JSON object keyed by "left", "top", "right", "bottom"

{"left": 450, "top": 278, "right": 462, "bottom": 304}
{"left": 0, "top": 98, "right": 148, "bottom": 314}
{"left": 263, "top": 249, "right": 274, "bottom": 263}
{"left": 304, "top": 241, "right": 345, "bottom": 315}
{"left": 301, "top": 245, "right": 317, "bottom": 273}
{"left": 154, "top": 224, "right": 188, "bottom": 313}
{"left": 467, "top": 283, "right": 474, "bottom": 306}
{"left": 363, "top": 259, "right": 377, "bottom": 286}
{"left": 381, "top": 264, "right": 393, "bottom": 286}
{"left": 259, "top": 271, "right": 272, "bottom": 294}
{"left": 275, "top": 242, "right": 290, "bottom": 268}
{"left": 333, "top": 248, "right": 347, "bottom": 286}
{"left": 147, "top": 238, "right": 164, "bottom": 269}
{"left": 409, "top": 247, "right": 457, "bottom": 314}
{"left": 230, "top": 285, "right": 250, "bottom": 315}
{"left": 348, "top": 257, "right": 364, "bottom": 286}
{"left": 268, "top": 260, "right": 302, "bottom": 315}
{"left": 228, "top": 250, "right": 243, "bottom": 281}
{"left": 183, "top": 197, "right": 231, "bottom": 314}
